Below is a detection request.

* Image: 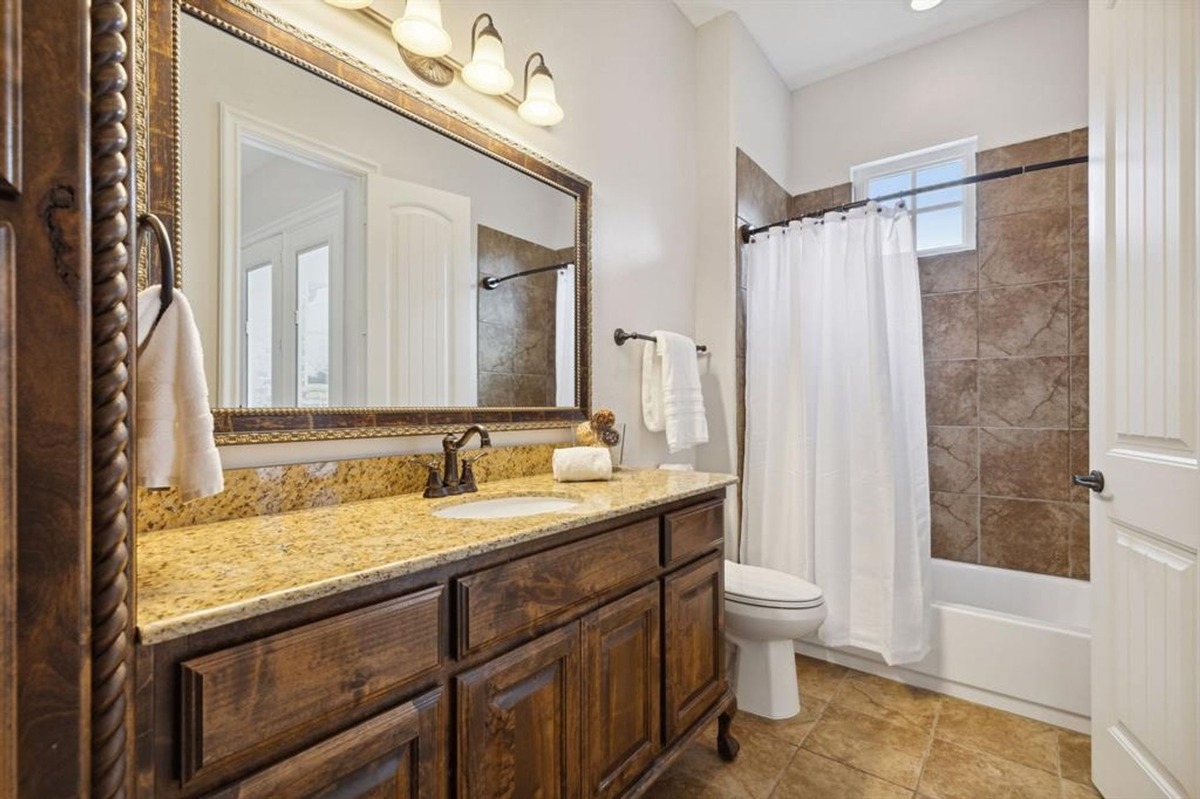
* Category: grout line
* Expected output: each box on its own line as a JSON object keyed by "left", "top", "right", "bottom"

{"left": 913, "top": 695, "right": 943, "bottom": 797}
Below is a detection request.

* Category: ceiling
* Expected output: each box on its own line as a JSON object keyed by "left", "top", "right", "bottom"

{"left": 673, "top": 0, "right": 1046, "bottom": 89}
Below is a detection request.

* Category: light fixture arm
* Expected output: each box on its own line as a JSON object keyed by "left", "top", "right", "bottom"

{"left": 471, "top": 13, "right": 502, "bottom": 55}
{"left": 523, "top": 51, "right": 553, "bottom": 96}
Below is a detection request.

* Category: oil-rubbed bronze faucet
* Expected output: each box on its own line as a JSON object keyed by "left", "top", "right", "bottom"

{"left": 425, "top": 425, "right": 492, "bottom": 498}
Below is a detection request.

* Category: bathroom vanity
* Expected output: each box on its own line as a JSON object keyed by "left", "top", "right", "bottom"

{"left": 135, "top": 470, "right": 739, "bottom": 798}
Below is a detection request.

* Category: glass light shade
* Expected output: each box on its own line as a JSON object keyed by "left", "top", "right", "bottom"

{"left": 323, "top": 0, "right": 373, "bottom": 8}
{"left": 462, "top": 33, "right": 514, "bottom": 95}
{"left": 518, "top": 71, "right": 564, "bottom": 126}
{"left": 910, "top": 0, "right": 944, "bottom": 9}
{"left": 391, "top": 0, "right": 452, "bottom": 58}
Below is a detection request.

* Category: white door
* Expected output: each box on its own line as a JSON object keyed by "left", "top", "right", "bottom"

{"left": 1089, "top": 2, "right": 1199, "bottom": 797}
{"left": 365, "top": 175, "right": 475, "bottom": 406}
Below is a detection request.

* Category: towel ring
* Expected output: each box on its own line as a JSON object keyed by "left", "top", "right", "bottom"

{"left": 137, "top": 212, "right": 176, "bottom": 346}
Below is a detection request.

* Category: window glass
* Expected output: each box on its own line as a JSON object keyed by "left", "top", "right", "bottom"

{"left": 245, "top": 263, "right": 273, "bottom": 408}
{"left": 296, "top": 245, "right": 330, "bottom": 407}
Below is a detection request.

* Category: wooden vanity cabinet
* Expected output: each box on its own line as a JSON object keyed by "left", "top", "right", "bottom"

{"left": 137, "top": 492, "right": 737, "bottom": 799}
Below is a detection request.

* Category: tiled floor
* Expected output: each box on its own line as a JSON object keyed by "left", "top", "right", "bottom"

{"left": 644, "top": 655, "right": 1098, "bottom": 799}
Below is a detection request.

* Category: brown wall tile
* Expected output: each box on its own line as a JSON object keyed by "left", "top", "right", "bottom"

{"left": 978, "top": 282, "right": 1069, "bottom": 358}
{"left": 919, "top": 251, "right": 978, "bottom": 295}
{"left": 980, "top": 497, "right": 1071, "bottom": 576}
{"left": 1069, "top": 279, "right": 1088, "bottom": 356}
{"left": 978, "top": 209, "right": 1070, "bottom": 287}
{"left": 932, "top": 492, "right": 979, "bottom": 562}
{"left": 736, "top": 148, "right": 791, "bottom": 227}
{"left": 1069, "top": 355, "right": 1088, "bottom": 429}
{"left": 923, "top": 292, "right": 978, "bottom": 360}
{"left": 977, "top": 357, "right": 1069, "bottom": 428}
{"left": 980, "top": 428, "right": 1070, "bottom": 501}
{"left": 977, "top": 133, "right": 1070, "bottom": 172}
{"left": 929, "top": 426, "right": 979, "bottom": 494}
{"left": 926, "top": 360, "right": 978, "bottom": 426}
{"left": 1070, "top": 205, "right": 1089, "bottom": 279}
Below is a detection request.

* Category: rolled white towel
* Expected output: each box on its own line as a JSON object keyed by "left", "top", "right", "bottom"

{"left": 552, "top": 447, "right": 613, "bottom": 482}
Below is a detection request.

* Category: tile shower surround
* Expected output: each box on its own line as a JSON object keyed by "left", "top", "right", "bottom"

{"left": 477, "top": 224, "right": 570, "bottom": 407}
{"left": 735, "top": 128, "right": 1090, "bottom": 580}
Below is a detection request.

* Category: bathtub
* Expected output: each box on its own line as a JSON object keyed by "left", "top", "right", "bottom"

{"left": 795, "top": 559, "right": 1091, "bottom": 732}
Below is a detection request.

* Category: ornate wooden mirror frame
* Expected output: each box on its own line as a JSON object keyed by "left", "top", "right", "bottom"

{"left": 135, "top": 0, "right": 593, "bottom": 444}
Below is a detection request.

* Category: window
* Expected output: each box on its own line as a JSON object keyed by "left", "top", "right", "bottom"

{"left": 851, "top": 137, "right": 977, "bottom": 255}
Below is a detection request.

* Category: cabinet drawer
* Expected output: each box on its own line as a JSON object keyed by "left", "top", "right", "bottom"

{"left": 663, "top": 500, "right": 724, "bottom": 565}
{"left": 455, "top": 520, "right": 659, "bottom": 657}
{"left": 204, "top": 687, "right": 444, "bottom": 799}
{"left": 180, "top": 586, "right": 443, "bottom": 786}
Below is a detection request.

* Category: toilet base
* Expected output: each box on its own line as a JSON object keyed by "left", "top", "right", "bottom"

{"left": 727, "top": 633, "right": 801, "bottom": 720}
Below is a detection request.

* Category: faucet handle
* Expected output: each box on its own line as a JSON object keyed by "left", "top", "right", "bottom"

{"left": 462, "top": 450, "right": 490, "bottom": 465}
{"left": 460, "top": 450, "right": 489, "bottom": 493}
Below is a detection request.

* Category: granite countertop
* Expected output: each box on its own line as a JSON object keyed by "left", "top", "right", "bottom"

{"left": 137, "top": 468, "right": 737, "bottom": 645}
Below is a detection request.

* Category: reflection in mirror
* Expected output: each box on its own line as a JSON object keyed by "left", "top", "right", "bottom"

{"left": 179, "top": 13, "right": 577, "bottom": 410}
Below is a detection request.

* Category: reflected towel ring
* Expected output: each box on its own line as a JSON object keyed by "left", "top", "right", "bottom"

{"left": 137, "top": 212, "right": 176, "bottom": 344}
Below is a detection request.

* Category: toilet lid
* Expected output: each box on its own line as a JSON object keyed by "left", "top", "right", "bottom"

{"left": 724, "top": 560, "right": 824, "bottom": 609}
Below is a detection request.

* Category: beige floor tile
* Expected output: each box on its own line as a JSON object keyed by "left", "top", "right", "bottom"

{"left": 916, "top": 739, "right": 1061, "bottom": 799}
{"left": 1057, "top": 729, "right": 1091, "bottom": 786}
{"left": 769, "top": 749, "right": 914, "bottom": 799}
{"left": 935, "top": 696, "right": 1060, "bottom": 773}
{"left": 795, "top": 655, "right": 850, "bottom": 701}
{"left": 832, "top": 672, "right": 943, "bottom": 732}
{"left": 802, "top": 704, "right": 930, "bottom": 789}
{"left": 647, "top": 722, "right": 800, "bottom": 799}
{"left": 1059, "top": 778, "right": 1102, "bottom": 798}
{"left": 734, "top": 697, "right": 826, "bottom": 747}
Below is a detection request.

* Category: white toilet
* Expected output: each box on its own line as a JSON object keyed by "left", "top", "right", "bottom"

{"left": 724, "top": 560, "right": 826, "bottom": 720}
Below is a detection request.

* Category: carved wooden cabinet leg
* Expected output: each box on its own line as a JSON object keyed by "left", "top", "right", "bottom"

{"left": 717, "top": 697, "right": 740, "bottom": 762}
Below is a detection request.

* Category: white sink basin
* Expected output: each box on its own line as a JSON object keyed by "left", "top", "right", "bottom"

{"left": 432, "top": 495, "right": 582, "bottom": 520}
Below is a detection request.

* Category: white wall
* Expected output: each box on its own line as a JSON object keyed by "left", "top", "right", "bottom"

{"left": 692, "top": 12, "right": 791, "bottom": 542}
{"left": 789, "top": 0, "right": 1088, "bottom": 194}
{"left": 213, "top": 0, "right": 700, "bottom": 468}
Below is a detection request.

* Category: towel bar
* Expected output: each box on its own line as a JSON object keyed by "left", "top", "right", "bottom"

{"left": 614, "top": 328, "right": 707, "bottom": 353}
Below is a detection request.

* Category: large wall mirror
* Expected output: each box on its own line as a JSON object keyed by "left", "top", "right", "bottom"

{"left": 136, "top": 0, "right": 592, "bottom": 442}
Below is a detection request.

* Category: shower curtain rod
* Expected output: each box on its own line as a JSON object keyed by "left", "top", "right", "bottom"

{"left": 740, "top": 154, "right": 1087, "bottom": 243}
{"left": 480, "top": 261, "right": 572, "bottom": 290}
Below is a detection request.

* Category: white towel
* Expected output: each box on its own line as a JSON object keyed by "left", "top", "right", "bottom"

{"left": 642, "top": 330, "right": 708, "bottom": 453}
{"left": 136, "top": 286, "right": 224, "bottom": 501}
{"left": 552, "top": 447, "right": 612, "bottom": 482}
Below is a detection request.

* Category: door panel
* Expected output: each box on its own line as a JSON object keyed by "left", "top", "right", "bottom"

{"left": 582, "top": 584, "right": 661, "bottom": 799}
{"left": 456, "top": 623, "right": 581, "bottom": 799}
{"left": 663, "top": 554, "right": 725, "bottom": 742}
{"left": 1090, "top": 2, "right": 1200, "bottom": 796}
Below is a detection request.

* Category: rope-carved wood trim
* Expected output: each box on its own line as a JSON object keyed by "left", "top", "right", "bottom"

{"left": 91, "top": 1, "right": 134, "bottom": 796}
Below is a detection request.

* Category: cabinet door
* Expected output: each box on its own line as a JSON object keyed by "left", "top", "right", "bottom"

{"left": 663, "top": 553, "right": 725, "bottom": 741}
{"left": 456, "top": 623, "right": 581, "bottom": 799}
{"left": 205, "top": 688, "right": 444, "bottom": 799}
{"left": 582, "top": 585, "right": 661, "bottom": 799}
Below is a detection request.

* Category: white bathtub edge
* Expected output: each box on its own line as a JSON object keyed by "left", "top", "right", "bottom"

{"left": 794, "top": 640, "right": 1091, "bottom": 734}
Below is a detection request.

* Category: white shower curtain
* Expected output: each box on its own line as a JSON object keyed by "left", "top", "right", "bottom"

{"left": 555, "top": 264, "right": 576, "bottom": 406}
{"left": 740, "top": 205, "right": 931, "bottom": 665}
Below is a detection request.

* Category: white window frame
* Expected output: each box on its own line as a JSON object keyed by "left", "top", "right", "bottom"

{"left": 850, "top": 137, "right": 977, "bottom": 256}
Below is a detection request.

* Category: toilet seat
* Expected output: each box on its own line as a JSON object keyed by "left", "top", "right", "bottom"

{"left": 725, "top": 560, "right": 824, "bottom": 610}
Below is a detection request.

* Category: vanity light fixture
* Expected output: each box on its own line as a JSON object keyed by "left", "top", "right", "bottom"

{"left": 322, "top": 0, "right": 564, "bottom": 126}
{"left": 910, "top": 0, "right": 945, "bottom": 9}
{"left": 461, "top": 14, "right": 514, "bottom": 96}
{"left": 518, "top": 53, "right": 564, "bottom": 127}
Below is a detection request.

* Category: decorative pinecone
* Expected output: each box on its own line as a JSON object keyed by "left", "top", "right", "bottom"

{"left": 591, "top": 408, "right": 616, "bottom": 430}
